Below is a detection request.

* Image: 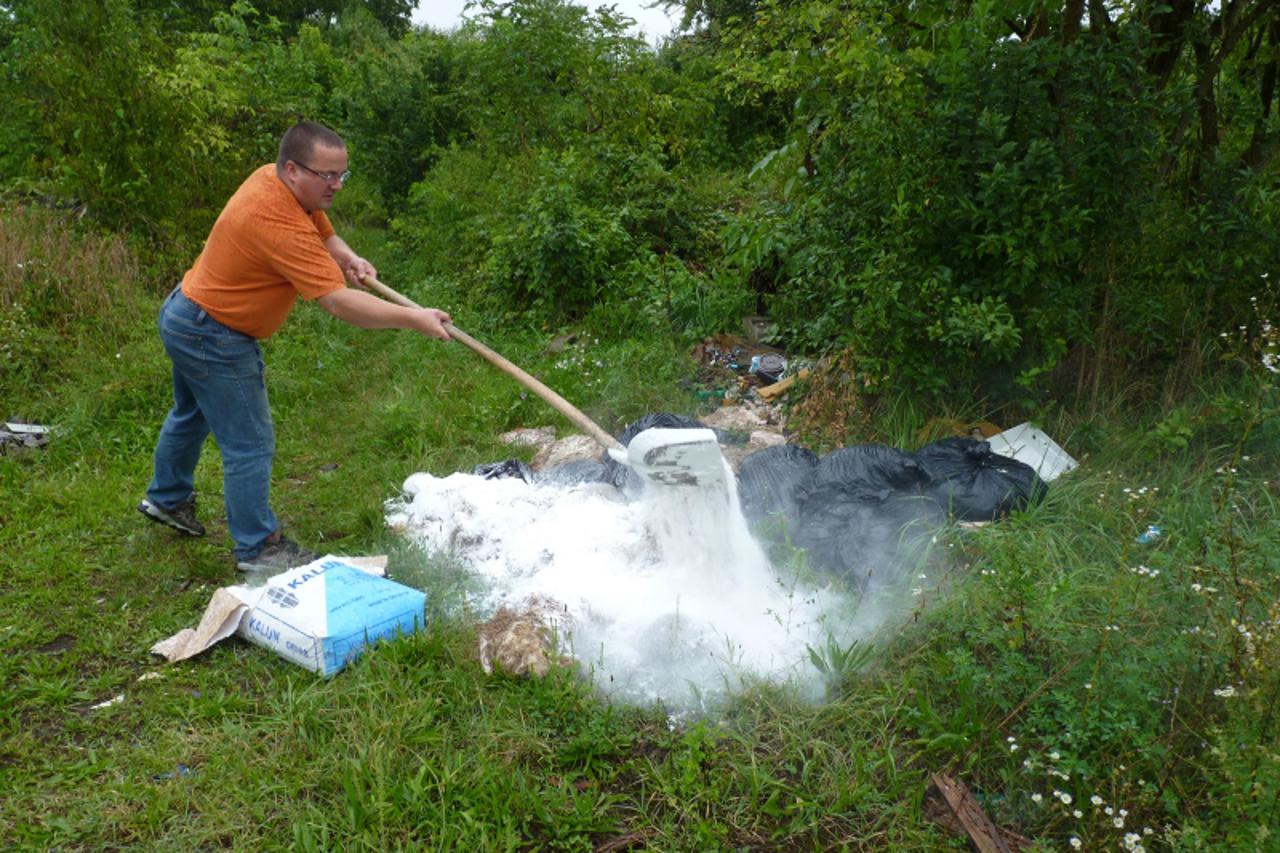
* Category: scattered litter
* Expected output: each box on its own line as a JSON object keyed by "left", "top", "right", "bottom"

{"left": 151, "top": 555, "right": 422, "bottom": 676}
{"left": 755, "top": 369, "right": 812, "bottom": 400}
{"left": 152, "top": 764, "right": 194, "bottom": 782}
{"left": 474, "top": 458, "right": 534, "bottom": 482}
{"left": 90, "top": 694, "right": 125, "bottom": 710}
{"left": 1, "top": 421, "right": 51, "bottom": 454}
{"left": 742, "top": 315, "right": 772, "bottom": 342}
{"left": 748, "top": 353, "right": 787, "bottom": 384}
{"left": 547, "top": 332, "right": 578, "bottom": 352}
{"left": 3, "top": 421, "right": 49, "bottom": 435}
{"left": 1137, "top": 524, "right": 1163, "bottom": 544}
{"left": 986, "top": 422, "right": 1078, "bottom": 482}
{"left": 136, "top": 671, "right": 164, "bottom": 683}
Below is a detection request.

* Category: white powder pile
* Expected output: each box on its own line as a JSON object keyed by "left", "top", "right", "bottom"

{"left": 386, "top": 462, "right": 854, "bottom": 710}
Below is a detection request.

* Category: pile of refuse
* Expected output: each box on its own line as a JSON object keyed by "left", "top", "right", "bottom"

{"left": 477, "top": 413, "right": 1058, "bottom": 587}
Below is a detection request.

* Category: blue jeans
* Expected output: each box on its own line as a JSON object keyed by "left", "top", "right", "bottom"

{"left": 146, "top": 286, "right": 278, "bottom": 559}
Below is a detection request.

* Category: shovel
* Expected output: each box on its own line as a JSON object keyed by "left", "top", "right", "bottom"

{"left": 359, "top": 277, "right": 727, "bottom": 489}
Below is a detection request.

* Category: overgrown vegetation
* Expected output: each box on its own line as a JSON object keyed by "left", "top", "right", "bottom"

{"left": 6, "top": 0, "right": 1275, "bottom": 400}
{"left": 2, "top": 0, "right": 1278, "bottom": 848}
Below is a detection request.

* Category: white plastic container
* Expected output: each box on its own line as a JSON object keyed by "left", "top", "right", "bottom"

{"left": 986, "top": 423, "right": 1078, "bottom": 482}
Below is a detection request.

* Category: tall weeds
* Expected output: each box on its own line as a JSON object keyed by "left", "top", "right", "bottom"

{"left": 0, "top": 201, "right": 156, "bottom": 408}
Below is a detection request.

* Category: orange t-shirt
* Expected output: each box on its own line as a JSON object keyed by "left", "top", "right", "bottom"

{"left": 182, "top": 164, "right": 346, "bottom": 339}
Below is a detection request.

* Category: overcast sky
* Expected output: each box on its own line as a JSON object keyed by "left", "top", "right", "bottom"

{"left": 411, "top": 0, "right": 683, "bottom": 45}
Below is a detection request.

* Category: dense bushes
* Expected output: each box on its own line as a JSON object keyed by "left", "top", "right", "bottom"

{"left": 1, "top": 0, "right": 1275, "bottom": 401}
{"left": 715, "top": 0, "right": 1280, "bottom": 400}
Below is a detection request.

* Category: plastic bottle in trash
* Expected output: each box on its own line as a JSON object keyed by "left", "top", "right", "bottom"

{"left": 748, "top": 355, "right": 762, "bottom": 374}
{"left": 1136, "top": 524, "right": 1162, "bottom": 544}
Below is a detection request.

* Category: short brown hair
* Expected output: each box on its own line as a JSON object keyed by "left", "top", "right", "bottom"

{"left": 276, "top": 121, "right": 345, "bottom": 169}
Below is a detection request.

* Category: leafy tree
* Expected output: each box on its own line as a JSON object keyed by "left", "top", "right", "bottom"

{"left": 714, "top": 0, "right": 1280, "bottom": 401}
{"left": 133, "top": 0, "right": 414, "bottom": 36}
{"left": 0, "top": 0, "right": 177, "bottom": 228}
{"left": 328, "top": 10, "right": 470, "bottom": 204}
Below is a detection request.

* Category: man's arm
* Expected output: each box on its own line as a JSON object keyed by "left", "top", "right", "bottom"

{"left": 324, "top": 234, "right": 376, "bottom": 286}
{"left": 316, "top": 288, "right": 452, "bottom": 340}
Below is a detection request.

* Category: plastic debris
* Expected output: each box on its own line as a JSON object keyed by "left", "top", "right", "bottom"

{"left": 152, "top": 764, "right": 194, "bottom": 781}
{"left": 985, "top": 422, "right": 1078, "bottom": 482}
{"left": 90, "top": 694, "right": 125, "bottom": 710}
{"left": 1, "top": 421, "right": 51, "bottom": 454}
{"left": 1137, "top": 524, "right": 1162, "bottom": 544}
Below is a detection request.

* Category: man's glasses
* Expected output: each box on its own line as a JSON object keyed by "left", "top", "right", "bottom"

{"left": 293, "top": 161, "right": 351, "bottom": 185}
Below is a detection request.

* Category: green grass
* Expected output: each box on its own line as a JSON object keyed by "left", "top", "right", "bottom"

{"left": 2, "top": 207, "right": 1277, "bottom": 850}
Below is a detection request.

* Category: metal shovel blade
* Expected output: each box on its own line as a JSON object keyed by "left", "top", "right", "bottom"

{"left": 608, "top": 427, "right": 727, "bottom": 488}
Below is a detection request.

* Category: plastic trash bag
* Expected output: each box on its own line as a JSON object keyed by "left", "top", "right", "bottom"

{"left": 915, "top": 437, "right": 1047, "bottom": 521}
{"left": 735, "top": 444, "right": 819, "bottom": 526}
{"left": 791, "top": 483, "right": 945, "bottom": 588}
{"left": 472, "top": 459, "right": 534, "bottom": 482}
{"left": 616, "top": 412, "right": 707, "bottom": 446}
{"left": 534, "top": 459, "right": 617, "bottom": 487}
{"left": 813, "top": 444, "right": 929, "bottom": 494}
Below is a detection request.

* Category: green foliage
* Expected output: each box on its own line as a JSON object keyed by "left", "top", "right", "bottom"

{"left": 716, "top": 0, "right": 1280, "bottom": 401}
{"left": 0, "top": 202, "right": 158, "bottom": 408}
{"left": 486, "top": 148, "right": 637, "bottom": 322}
{"left": 0, "top": 0, "right": 341, "bottom": 244}
{"left": 328, "top": 18, "right": 468, "bottom": 205}
{"left": 0, "top": 0, "right": 178, "bottom": 230}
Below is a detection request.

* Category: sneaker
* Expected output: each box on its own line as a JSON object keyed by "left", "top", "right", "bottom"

{"left": 235, "top": 532, "right": 318, "bottom": 573}
{"left": 138, "top": 495, "right": 205, "bottom": 537}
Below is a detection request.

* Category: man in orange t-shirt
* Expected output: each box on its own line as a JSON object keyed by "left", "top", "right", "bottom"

{"left": 139, "top": 121, "right": 451, "bottom": 573}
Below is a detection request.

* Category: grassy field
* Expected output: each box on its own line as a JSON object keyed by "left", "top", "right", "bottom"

{"left": 1, "top": 206, "right": 1277, "bottom": 850}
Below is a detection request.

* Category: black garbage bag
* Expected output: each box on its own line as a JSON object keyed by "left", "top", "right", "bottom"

{"left": 472, "top": 459, "right": 534, "bottom": 482}
{"left": 813, "top": 444, "right": 929, "bottom": 495}
{"left": 616, "top": 412, "right": 707, "bottom": 446}
{"left": 791, "top": 482, "right": 945, "bottom": 588}
{"left": 736, "top": 444, "right": 819, "bottom": 527}
{"left": 915, "top": 437, "right": 1047, "bottom": 520}
{"left": 534, "top": 459, "right": 617, "bottom": 487}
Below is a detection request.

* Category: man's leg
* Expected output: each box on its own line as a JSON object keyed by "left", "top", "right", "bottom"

{"left": 142, "top": 288, "right": 211, "bottom": 536}
{"left": 149, "top": 290, "right": 278, "bottom": 559}
{"left": 197, "top": 334, "right": 278, "bottom": 561}
{"left": 146, "top": 362, "right": 210, "bottom": 509}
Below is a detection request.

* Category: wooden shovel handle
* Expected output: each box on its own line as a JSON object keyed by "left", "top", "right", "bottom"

{"left": 360, "top": 276, "right": 623, "bottom": 452}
